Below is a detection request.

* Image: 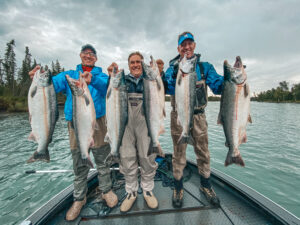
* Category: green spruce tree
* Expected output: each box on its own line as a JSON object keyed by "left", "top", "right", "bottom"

{"left": 55, "top": 59, "right": 61, "bottom": 74}
{"left": 3, "top": 40, "right": 17, "bottom": 96}
{"left": 17, "top": 46, "right": 32, "bottom": 96}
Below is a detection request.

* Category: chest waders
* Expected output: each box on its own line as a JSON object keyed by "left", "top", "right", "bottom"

{"left": 171, "top": 61, "right": 211, "bottom": 181}
{"left": 119, "top": 93, "right": 158, "bottom": 194}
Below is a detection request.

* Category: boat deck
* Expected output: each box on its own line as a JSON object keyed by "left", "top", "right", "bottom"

{"left": 39, "top": 155, "right": 294, "bottom": 225}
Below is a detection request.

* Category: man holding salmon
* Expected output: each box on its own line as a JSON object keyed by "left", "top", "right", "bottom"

{"left": 28, "top": 44, "right": 118, "bottom": 221}
{"left": 164, "top": 32, "right": 224, "bottom": 208}
{"left": 107, "top": 52, "right": 160, "bottom": 213}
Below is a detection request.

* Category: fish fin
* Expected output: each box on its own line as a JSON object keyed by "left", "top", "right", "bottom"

{"left": 89, "top": 138, "right": 95, "bottom": 148}
{"left": 176, "top": 114, "right": 181, "bottom": 126}
{"left": 107, "top": 87, "right": 112, "bottom": 99}
{"left": 163, "top": 108, "right": 166, "bottom": 117}
{"left": 79, "top": 156, "right": 94, "bottom": 168}
{"left": 28, "top": 132, "right": 37, "bottom": 142}
{"left": 248, "top": 115, "right": 252, "bottom": 123}
{"left": 242, "top": 134, "right": 247, "bottom": 143}
{"left": 30, "top": 86, "right": 38, "bottom": 98}
{"left": 152, "top": 143, "right": 165, "bottom": 157}
{"left": 87, "top": 156, "right": 94, "bottom": 168}
{"left": 104, "top": 133, "right": 111, "bottom": 144}
{"left": 147, "top": 141, "right": 160, "bottom": 156}
{"left": 93, "top": 120, "right": 100, "bottom": 130}
{"left": 225, "top": 152, "right": 245, "bottom": 167}
{"left": 70, "top": 121, "right": 75, "bottom": 129}
{"left": 178, "top": 73, "right": 182, "bottom": 85}
{"left": 159, "top": 125, "right": 165, "bottom": 136}
{"left": 244, "top": 83, "right": 250, "bottom": 97}
{"left": 217, "top": 112, "right": 223, "bottom": 125}
{"left": 158, "top": 144, "right": 165, "bottom": 157}
{"left": 177, "top": 134, "right": 195, "bottom": 146}
{"left": 83, "top": 94, "right": 90, "bottom": 106}
{"left": 27, "top": 150, "right": 50, "bottom": 163}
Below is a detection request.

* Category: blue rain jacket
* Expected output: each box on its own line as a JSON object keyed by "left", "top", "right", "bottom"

{"left": 52, "top": 64, "right": 109, "bottom": 121}
{"left": 164, "top": 54, "right": 224, "bottom": 95}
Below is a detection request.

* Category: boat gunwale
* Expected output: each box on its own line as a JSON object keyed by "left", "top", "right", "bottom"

{"left": 210, "top": 167, "right": 300, "bottom": 225}
{"left": 21, "top": 155, "right": 300, "bottom": 225}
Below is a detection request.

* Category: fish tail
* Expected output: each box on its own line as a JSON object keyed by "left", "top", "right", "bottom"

{"left": 177, "top": 134, "right": 195, "bottom": 146}
{"left": 225, "top": 152, "right": 245, "bottom": 167}
{"left": 87, "top": 156, "right": 94, "bottom": 168}
{"left": 27, "top": 149, "right": 50, "bottom": 163}
{"left": 79, "top": 156, "right": 94, "bottom": 168}
{"left": 110, "top": 148, "right": 120, "bottom": 158}
{"left": 28, "top": 132, "right": 37, "bottom": 142}
{"left": 147, "top": 146, "right": 160, "bottom": 156}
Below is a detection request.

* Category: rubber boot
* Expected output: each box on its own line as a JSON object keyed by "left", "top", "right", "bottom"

{"left": 172, "top": 178, "right": 183, "bottom": 208}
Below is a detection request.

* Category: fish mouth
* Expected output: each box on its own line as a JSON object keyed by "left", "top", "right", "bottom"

{"left": 66, "top": 75, "right": 84, "bottom": 96}
{"left": 179, "top": 54, "right": 197, "bottom": 73}
{"left": 38, "top": 69, "right": 52, "bottom": 86}
{"left": 234, "top": 56, "right": 242, "bottom": 69}
{"left": 142, "top": 58, "right": 159, "bottom": 80}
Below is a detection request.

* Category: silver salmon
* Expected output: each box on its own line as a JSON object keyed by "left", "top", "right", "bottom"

{"left": 175, "top": 55, "right": 197, "bottom": 145}
{"left": 217, "top": 56, "right": 252, "bottom": 167}
{"left": 66, "top": 74, "right": 96, "bottom": 167}
{"left": 142, "top": 56, "right": 165, "bottom": 156}
{"left": 27, "top": 68, "right": 58, "bottom": 163}
{"left": 105, "top": 69, "right": 128, "bottom": 157}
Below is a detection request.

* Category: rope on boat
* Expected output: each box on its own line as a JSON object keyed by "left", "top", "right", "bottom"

{"left": 82, "top": 155, "right": 236, "bottom": 224}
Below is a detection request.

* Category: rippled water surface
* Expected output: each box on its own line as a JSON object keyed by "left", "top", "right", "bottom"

{"left": 0, "top": 102, "right": 299, "bottom": 224}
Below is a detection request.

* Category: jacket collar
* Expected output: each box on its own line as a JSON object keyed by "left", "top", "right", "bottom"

{"left": 76, "top": 64, "right": 103, "bottom": 73}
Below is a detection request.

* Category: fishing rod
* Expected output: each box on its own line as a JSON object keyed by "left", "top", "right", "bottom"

{"left": 25, "top": 167, "right": 121, "bottom": 174}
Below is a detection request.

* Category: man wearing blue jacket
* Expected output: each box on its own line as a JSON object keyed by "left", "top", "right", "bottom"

{"left": 29, "top": 44, "right": 118, "bottom": 221}
{"left": 164, "top": 32, "right": 224, "bottom": 208}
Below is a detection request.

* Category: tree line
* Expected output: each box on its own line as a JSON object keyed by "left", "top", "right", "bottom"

{"left": 0, "top": 39, "right": 64, "bottom": 97}
{"left": 252, "top": 81, "right": 300, "bottom": 102}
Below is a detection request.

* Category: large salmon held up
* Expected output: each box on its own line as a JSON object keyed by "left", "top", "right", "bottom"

{"left": 27, "top": 68, "right": 58, "bottom": 163}
{"left": 218, "top": 56, "right": 252, "bottom": 167}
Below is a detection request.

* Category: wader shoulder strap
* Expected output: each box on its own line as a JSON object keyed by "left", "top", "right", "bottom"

{"left": 198, "top": 61, "right": 205, "bottom": 80}
{"left": 194, "top": 61, "right": 207, "bottom": 114}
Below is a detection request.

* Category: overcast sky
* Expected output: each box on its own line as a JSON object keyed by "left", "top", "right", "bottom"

{"left": 0, "top": 0, "right": 299, "bottom": 94}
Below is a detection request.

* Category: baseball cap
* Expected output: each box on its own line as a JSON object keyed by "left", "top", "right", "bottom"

{"left": 81, "top": 44, "right": 97, "bottom": 55}
{"left": 178, "top": 33, "right": 194, "bottom": 46}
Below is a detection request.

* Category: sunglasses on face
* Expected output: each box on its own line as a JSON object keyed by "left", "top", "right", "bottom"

{"left": 81, "top": 51, "right": 96, "bottom": 57}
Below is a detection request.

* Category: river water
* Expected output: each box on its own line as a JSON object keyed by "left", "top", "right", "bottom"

{"left": 0, "top": 102, "right": 299, "bottom": 224}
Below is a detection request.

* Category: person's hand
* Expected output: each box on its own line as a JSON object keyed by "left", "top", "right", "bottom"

{"left": 80, "top": 71, "right": 92, "bottom": 85}
{"left": 107, "top": 62, "right": 119, "bottom": 76}
{"left": 29, "top": 65, "right": 42, "bottom": 79}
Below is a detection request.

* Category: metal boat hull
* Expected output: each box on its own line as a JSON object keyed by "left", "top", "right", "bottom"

{"left": 21, "top": 154, "right": 299, "bottom": 225}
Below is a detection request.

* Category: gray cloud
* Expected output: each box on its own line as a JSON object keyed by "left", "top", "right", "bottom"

{"left": 0, "top": 0, "right": 300, "bottom": 94}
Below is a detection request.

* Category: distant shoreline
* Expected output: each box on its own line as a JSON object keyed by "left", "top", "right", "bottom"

{"left": 1, "top": 96, "right": 299, "bottom": 113}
